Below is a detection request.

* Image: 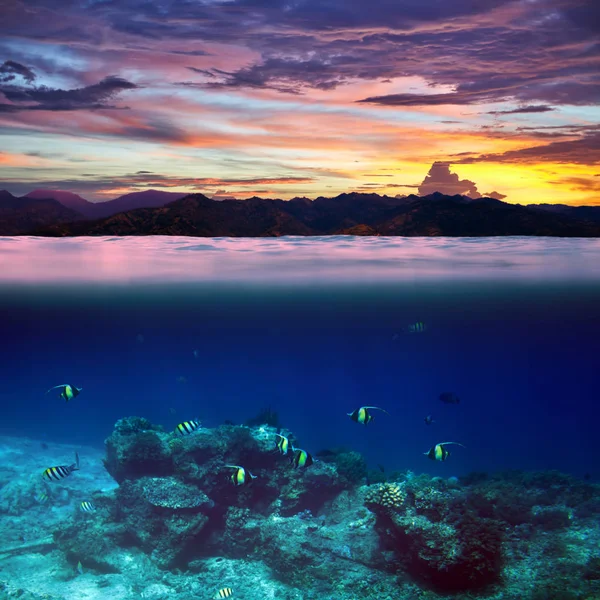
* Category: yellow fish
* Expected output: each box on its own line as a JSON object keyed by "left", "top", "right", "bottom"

{"left": 424, "top": 442, "right": 465, "bottom": 462}
{"left": 46, "top": 384, "right": 82, "bottom": 402}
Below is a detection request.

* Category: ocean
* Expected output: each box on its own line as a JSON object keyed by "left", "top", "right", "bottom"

{"left": 1, "top": 235, "right": 600, "bottom": 600}
{"left": 1, "top": 235, "right": 599, "bottom": 479}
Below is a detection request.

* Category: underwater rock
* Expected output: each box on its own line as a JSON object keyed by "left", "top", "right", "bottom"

{"left": 104, "top": 417, "right": 173, "bottom": 483}
{"left": 141, "top": 476, "right": 214, "bottom": 510}
{"left": 365, "top": 476, "right": 505, "bottom": 592}
{"left": 98, "top": 418, "right": 356, "bottom": 570}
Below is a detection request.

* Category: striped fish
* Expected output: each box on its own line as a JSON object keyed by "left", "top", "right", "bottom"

{"left": 80, "top": 501, "right": 96, "bottom": 513}
{"left": 46, "top": 384, "right": 82, "bottom": 402}
{"left": 34, "top": 491, "right": 49, "bottom": 504}
{"left": 290, "top": 448, "right": 313, "bottom": 469}
{"left": 226, "top": 465, "right": 256, "bottom": 486}
{"left": 175, "top": 420, "right": 201, "bottom": 436}
{"left": 213, "top": 588, "right": 233, "bottom": 599}
{"left": 42, "top": 452, "right": 79, "bottom": 482}
{"left": 274, "top": 433, "right": 290, "bottom": 455}
{"left": 407, "top": 321, "right": 426, "bottom": 333}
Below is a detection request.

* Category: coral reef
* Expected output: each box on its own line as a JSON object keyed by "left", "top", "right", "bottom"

{"left": 1, "top": 430, "right": 600, "bottom": 600}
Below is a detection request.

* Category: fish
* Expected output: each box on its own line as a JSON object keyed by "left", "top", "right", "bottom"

{"left": 424, "top": 415, "right": 435, "bottom": 425}
{"left": 193, "top": 349, "right": 199, "bottom": 359}
{"left": 176, "top": 375, "right": 188, "bottom": 384}
{"left": 406, "top": 321, "right": 427, "bottom": 333}
{"left": 225, "top": 465, "right": 256, "bottom": 486}
{"left": 290, "top": 448, "right": 313, "bottom": 469}
{"left": 175, "top": 420, "right": 201, "bottom": 436}
{"left": 80, "top": 501, "right": 96, "bottom": 513}
{"left": 424, "top": 442, "right": 465, "bottom": 462}
{"left": 136, "top": 333, "right": 145, "bottom": 344}
{"left": 34, "top": 491, "right": 49, "bottom": 504}
{"left": 77, "top": 561, "right": 84, "bottom": 575}
{"left": 42, "top": 452, "right": 80, "bottom": 481}
{"left": 274, "top": 433, "right": 291, "bottom": 455}
{"left": 46, "top": 384, "right": 82, "bottom": 403}
{"left": 347, "top": 406, "right": 389, "bottom": 426}
{"left": 439, "top": 392, "right": 460, "bottom": 404}
{"left": 213, "top": 588, "right": 233, "bottom": 599}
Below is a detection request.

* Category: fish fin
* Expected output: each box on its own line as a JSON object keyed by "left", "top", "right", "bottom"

{"left": 438, "top": 442, "right": 466, "bottom": 448}
{"left": 224, "top": 465, "right": 243, "bottom": 469}
{"left": 46, "top": 385, "right": 67, "bottom": 394}
{"left": 74, "top": 452, "right": 80, "bottom": 469}
{"left": 363, "top": 406, "right": 390, "bottom": 415}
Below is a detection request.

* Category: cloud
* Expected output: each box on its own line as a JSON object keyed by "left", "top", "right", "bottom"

{"left": 0, "top": 60, "right": 36, "bottom": 84}
{"left": 418, "top": 161, "right": 506, "bottom": 199}
{"left": 454, "top": 133, "right": 600, "bottom": 165}
{"left": 0, "top": 171, "right": 317, "bottom": 199}
{"left": 0, "top": 71, "right": 138, "bottom": 112}
{"left": 549, "top": 176, "right": 600, "bottom": 192}
{"left": 486, "top": 105, "right": 556, "bottom": 115}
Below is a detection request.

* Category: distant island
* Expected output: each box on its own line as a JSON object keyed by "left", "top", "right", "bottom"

{"left": 1, "top": 188, "right": 600, "bottom": 237}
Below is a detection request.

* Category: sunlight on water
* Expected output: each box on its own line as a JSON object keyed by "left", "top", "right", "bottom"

{"left": 1, "top": 236, "right": 600, "bottom": 284}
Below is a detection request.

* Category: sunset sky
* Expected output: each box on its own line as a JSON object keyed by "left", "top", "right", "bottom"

{"left": 0, "top": 0, "right": 598, "bottom": 205}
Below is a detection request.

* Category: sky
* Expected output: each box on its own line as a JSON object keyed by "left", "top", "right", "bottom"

{"left": 0, "top": 0, "right": 598, "bottom": 205}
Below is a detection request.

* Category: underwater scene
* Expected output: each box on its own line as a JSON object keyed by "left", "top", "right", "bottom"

{"left": 1, "top": 236, "right": 600, "bottom": 600}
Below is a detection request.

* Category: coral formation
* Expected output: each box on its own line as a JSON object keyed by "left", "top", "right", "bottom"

{"left": 1, "top": 429, "right": 600, "bottom": 599}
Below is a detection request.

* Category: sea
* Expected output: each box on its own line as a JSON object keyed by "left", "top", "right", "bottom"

{"left": 1, "top": 235, "right": 599, "bottom": 480}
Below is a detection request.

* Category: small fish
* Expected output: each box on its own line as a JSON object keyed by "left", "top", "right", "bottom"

{"left": 136, "top": 333, "right": 145, "bottom": 344}
{"left": 193, "top": 349, "right": 199, "bottom": 359}
{"left": 226, "top": 465, "right": 256, "bottom": 486}
{"left": 392, "top": 333, "right": 400, "bottom": 341}
{"left": 424, "top": 415, "right": 435, "bottom": 425}
{"left": 439, "top": 392, "right": 460, "bottom": 404}
{"left": 176, "top": 375, "right": 188, "bottom": 384}
{"left": 290, "top": 448, "right": 313, "bottom": 469}
{"left": 34, "top": 491, "right": 49, "bottom": 504}
{"left": 424, "top": 442, "right": 465, "bottom": 462}
{"left": 42, "top": 452, "right": 80, "bottom": 481}
{"left": 80, "top": 501, "right": 96, "bottom": 513}
{"left": 377, "top": 463, "right": 385, "bottom": 473}
{"left": 274, "top": 433, "right": 291, "bottom": 455}
{"left": 213, "top": 588, "right": 233, "bottom": 599}
{"left": 347, "top": 406, "right": 389, "bottom": 426}
{"left": 77, "top": 561, "right": 84, "bottom": 575}
{"left": 169, "top": 407, "right": 176, "bottom": 415}
{"left": 175, "top": 420, "right": 201, "bottom": 436}
{"left": 406, "top": 321, "right": 427, "bottom": 333}
{"left": 46, "top": 384, "right": 82, "bottom": 403}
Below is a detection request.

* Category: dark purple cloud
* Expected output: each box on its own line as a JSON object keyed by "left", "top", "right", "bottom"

{"left": 0, "top": 171, "right": 316, "bottom": 198}
{"left": 0, "top": 69, "right": 137, "bottom": 112}
{"left": 2, "top": 0, "right": 597, "bottom": 109}
{"left": 486, "top": 105, "right": 555, "bottom": 115}
{"left": 0, "top": 60, "right": 36, "bottom": 84}
{"left": 455, "top": 133, "right": 600, "bottom": 165}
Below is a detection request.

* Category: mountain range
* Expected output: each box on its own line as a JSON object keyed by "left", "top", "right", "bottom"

{"left": 1, "top": 188, "right": 599, "bottom": 236}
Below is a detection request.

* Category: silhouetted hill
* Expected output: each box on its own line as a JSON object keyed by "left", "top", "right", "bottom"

{"left": 26, "top": 192, "right": 600, "bottom": 237}
{"left": 0, "top": 191, "right": 83, "bottom": 235}
{"left": 92, "top": 190, "right": 187, "bottom": 218}
{"left": 22, "top": 189, "right": 186, "bottom": 219}
{"left": 25, "top": 190, "right": 96, "bottom": 217}
{"left": 529, "top": 203, "right": 600, "bottom": 223}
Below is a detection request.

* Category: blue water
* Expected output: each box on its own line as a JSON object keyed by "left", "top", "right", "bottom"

{"left": 1, "top": 236, "right": 599, "bottom": 480}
